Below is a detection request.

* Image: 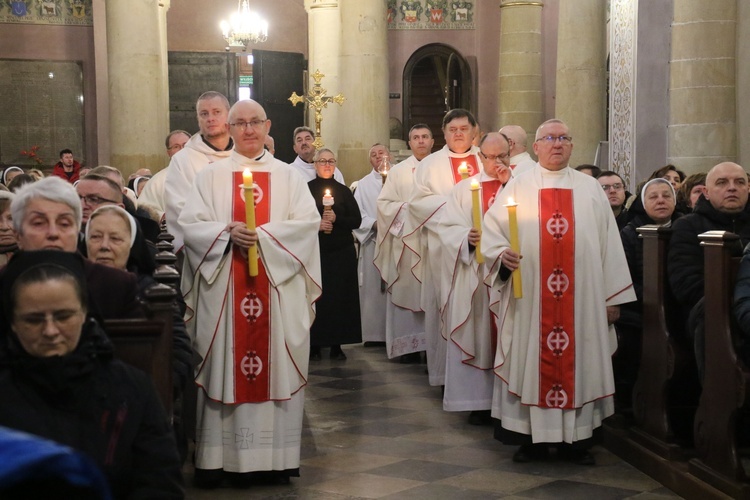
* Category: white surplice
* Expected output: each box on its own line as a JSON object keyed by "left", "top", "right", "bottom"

{"left": 406, "top": 145, "right": 482, "bottom": 386}
{"left": 179, "top": 150, "right": 321, "bottom": 473}
{"left": 438, "top": 172, "right": 501, "bottom": 411}
{"left": 137, "top": 167, "right": 167, "bottom": 219}
{"left": 353, "top": 169, "right": 387, "bottom": 343}
{"left": 288, "top": 156, "right": 345, "bottom": 184}
{"left": 508, "top": 151, "right": 536, "bottom": 176}
{"left": 374, "top": 155, "right": 426, "bottom": 358}
{"left": 482, "top": 165, "right": 636, "bottom": 443}
{"left": 165, "top": 133, "right": 232, "bottom": 252}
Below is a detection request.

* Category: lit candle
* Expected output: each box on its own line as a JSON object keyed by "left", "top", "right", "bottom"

{"left": 243, "top": 168, "right": 258, "bottom": 277}
{"left": 504, "top": 197, "right": 522, "bottom": 298}
{"left": 322, "top": 189, "right": 334, "bottom": 234}
{"left": 470, "top": 179, "right": 484, "bottom": 264}
{"left": 458, "top": 162, "right": 469, "bottom": 180}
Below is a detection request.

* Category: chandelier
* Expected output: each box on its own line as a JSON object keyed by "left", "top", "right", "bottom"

{"left": 220, "top": 0, "right": 268, "bottom": 48}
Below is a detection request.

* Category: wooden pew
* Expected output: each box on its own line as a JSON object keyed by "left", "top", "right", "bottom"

{"left": 104, "top": 282, "right": 176, "bottom": 417}
{"left": 689, "top": 230, "right": 750, "bottom": 498}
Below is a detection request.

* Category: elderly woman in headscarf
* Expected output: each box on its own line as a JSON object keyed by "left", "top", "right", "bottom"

{"left": 85, "top": 205, "right": 193, "bottom": 459}
{"left": 1, "top": 166, "right": 23, "bottom": 187}
{"left": 0, "top": 192, "right": 16, "bottom": 267}
{"left": 614, "top": 178, "right": 682, "bottom": 410}
{"left": 0, "top": 250, "right": 184, "bottom": 499}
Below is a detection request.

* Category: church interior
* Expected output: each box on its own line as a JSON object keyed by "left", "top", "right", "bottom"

{"left": 2, "top": 0, "right": 750, "bottom": 498}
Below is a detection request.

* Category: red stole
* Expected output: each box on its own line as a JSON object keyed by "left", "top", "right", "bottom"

{"left": 538, "top": 188, "right": 576, "bottom": 409}
{"left": 231, "top": 170, "right": 272, "bottom": 403}
{"left": 448, "top": 155, "right": 479, "bottom": 184}
{"left": 481, "top": 179, "right": 502, "bottom": 214}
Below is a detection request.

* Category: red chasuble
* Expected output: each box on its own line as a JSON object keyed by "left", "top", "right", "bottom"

{"left": 231, "top": 171, "right": 272, "bottom": 403}
{"left": 448, "top": 155, "right": 479, "bottom": 184}
{"left": 538, "top": 188, "right": 576, "bottom": 409}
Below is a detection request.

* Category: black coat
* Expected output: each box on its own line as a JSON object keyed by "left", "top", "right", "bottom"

{"left": 0, "top": 320, "right": 184, "bottom": 499}
{"left": 668, "top": 196, "right": 750, "bottom": 316}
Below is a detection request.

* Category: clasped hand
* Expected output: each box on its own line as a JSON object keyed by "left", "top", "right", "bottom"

{"left": 501, "top": 249, "right": 522, "bottom": 271}
{"left": 227, "top": 221, "right": 258, "bottom": 251}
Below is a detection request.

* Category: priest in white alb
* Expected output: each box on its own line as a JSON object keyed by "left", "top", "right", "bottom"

{"left": 178, "top": 99, "right": 321, "bottom": 487}
{"left": 353, "top": 143, "right": 391, "bottom": 344}
{"left": 374, "top": 124, "right": 433, "bottom": 360}
{"left": 439, "top": 132, "right": 511, "bottom": 424}
{"left": 406, "top": 109, "right": 482, "bottom": 386}
{"left": 482, "top": 119, "right": 635, "bottom": 465}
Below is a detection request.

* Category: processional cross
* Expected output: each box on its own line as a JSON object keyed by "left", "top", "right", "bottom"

{"left": 288, "top": 69, "right": 345, "bottom": 149}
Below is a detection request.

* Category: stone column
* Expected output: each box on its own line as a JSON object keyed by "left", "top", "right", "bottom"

{"left": 337, "top": 0, "right": 389, "bottom": 182}
{"left": 105, "top": 0, "right": 170, "bottom": 178}
{"left": 305, "top": 0, "right": 342, "bottom": 157}
{"left": 554, "top": 0, "right": 607, "bottom": 167}
{"left": 498, "top": 1, "right": 543, "bottom": 139}
{"left": 669, "top": 1, "right": 736, "bottom": 173}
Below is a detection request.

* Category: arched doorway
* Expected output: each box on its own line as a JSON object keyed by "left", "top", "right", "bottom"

{"left": 402, "top": 44, "right": 472, "bottom": 149}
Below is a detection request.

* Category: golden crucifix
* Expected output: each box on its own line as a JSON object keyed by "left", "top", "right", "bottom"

{"left": 288, "top": 69, "right": 345, "bottom": 149}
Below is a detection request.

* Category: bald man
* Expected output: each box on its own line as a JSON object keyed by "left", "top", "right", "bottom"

{"left": 499, "top": 124, "right": 536, "bottom": 176}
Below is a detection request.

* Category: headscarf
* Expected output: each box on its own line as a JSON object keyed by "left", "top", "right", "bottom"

{"left": 84, "top": 205, "right": 155, "bottom": 275}
{"left": 131, "top": 176, "right": 150, "bottom": 198}
{"left": 640, "top": 177, "right": 676, "bottom": 204}
{"left": 2, "top": 166, "right": 23, "bottom": 186}
{"left": 85, "top": 205, "right": 137, "bottom": 248}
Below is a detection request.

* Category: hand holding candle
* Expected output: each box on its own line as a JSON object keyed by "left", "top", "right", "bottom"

{"left": 470, "top": 179, "right": 484, "bottom": 264}
{"left": 243, "top": 168, "right": 258, "bottom": 277}
{"left": 322, "top": 189, "right": 334, "bottom": 234}
{"left": 458, "top": 162, "right": 469, "bottom": 180}
{"left": 504, "top": 197, "right": 523, "bottom": 298}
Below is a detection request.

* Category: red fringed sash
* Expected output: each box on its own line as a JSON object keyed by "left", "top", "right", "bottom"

{"left": 538, "top": 188, "right": 576, "bottom": 409}
{"left": 231, "top": 170, "right": 272, "bottom": 403}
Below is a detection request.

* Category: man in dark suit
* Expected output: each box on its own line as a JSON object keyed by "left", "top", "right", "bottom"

{"left": 8, "top": 176, "right": 144, "bottom": 321}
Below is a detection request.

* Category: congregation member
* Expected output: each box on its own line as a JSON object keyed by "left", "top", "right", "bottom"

{"left": 407, "top": 108, "right": 482, "bottom": 387}
{"left": 1, "top": 166, "right": 23, "bottom": 187}
{"left": 353, "top": 143, "right": 391, "bottom": 345}
{"left": 128, "top": 175, "right": 150, "bottom": 198}
{"left": 7, "top": 174, "right": 34, "bottom": 193}
{"left": 676, "top": 172, "right": 706, "bottom": 214}
{"left": 483, "top": 119, "right": 635, "bottom": 465}
{"left": 499, "top": 124, "right": 536, "bottom": 175}
{"left": 668, "top": 162, "right": 750, "bottom": 380}
{"left": 597, "top": 170, "right": 631, "bottom": 230}
{"left": 374, "top": 124, "right": 433, "bottom": 360}
{"left": 0, "top": 250, "right": 183, "bottom": 499}
{"left": 309, "top": 148, "right": 362, "bottom": 360}
{"left": 575, "top": 164, "right": 601, "bottom": 177}
{"left": 139, "top": 130, "right": 192, "bottom": 219}
{"left": 650, "top": 164, "right": 684, "bottom": 192}
{"left": 0, "top": 192, "right": 15, "bottom": 266}
{"left": 438, "top": 132, "right": 511, "bottom": 424}
{"left": 165, "top": 91, "right": 233, "bottom": 252}
{"left": 178, "top": 99, "right": 321, "bottom": 488}
{"left": 288, "top": 126, "right": 344, "bottom": 184}
{"left": 8, "top": 177, "right": 144, "bottom": 322}
{"left": 51, "top": 149, "right": 82, "bottom": 184}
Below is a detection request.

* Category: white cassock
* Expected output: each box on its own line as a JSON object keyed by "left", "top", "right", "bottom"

{"left": 353, "top": 169, "right": 387, "bottom": 343}
{"left": 179, "top": 150, "right": 321, "bottom": 473}
{"left": 406, "top": 145, "right": 482, "bottom": 386}
{"left": 439, "top": 172, "right": 503, "bottom": 411}
{"left": 137, "top": 167, "right": 167, "bottom": 219}
{"left": 165, "top": 133, "right": 232, "bottom": 252}
{"left": 508, "top": 151, "right": 536, "bottom": 176}
{"left": 482, "top": 165, "right": 636, "bottom": 444}
{"left": 288, "top": 156, "right": 345, "bottom": 184}
{"left": 374, "top": 156, "right": 426, "bottom": 358}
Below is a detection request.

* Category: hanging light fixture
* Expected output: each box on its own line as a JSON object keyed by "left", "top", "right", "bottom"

{"left": 220, "top": 0, "right": 269, "bottom": 49}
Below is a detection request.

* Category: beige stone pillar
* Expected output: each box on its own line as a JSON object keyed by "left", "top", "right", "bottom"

{"left": 305, "top": 0, "right": 342, "bottom": 157}
{"left": 498, "top": 1, "right": 543, "bottom": 138}
{"left": 554, "top": 0, "right": 607, "bottom": 166}
{"left": 669, "top": 1, "right": 736, "bottom": 173}
{"left": 105, "top": 0, "right": 170, "bottom": 178}
{"left": 337, "top": 0, "right": 389, "bottom": 182}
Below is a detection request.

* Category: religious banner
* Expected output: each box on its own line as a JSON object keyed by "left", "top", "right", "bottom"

{"left": 387, "top": 0, "right": 475, "bottom": 30}
{"left": 0, "top": 0, "right": 92, "bottom": 26}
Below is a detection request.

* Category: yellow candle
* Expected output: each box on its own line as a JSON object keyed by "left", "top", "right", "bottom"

{"left": 322, "top": 189, "right": 334, "bottom": 234}
{"left": 458, "top": 162, "right": 469, "bottom": 180}
{"left": 243, "top": 168, "right": 258, "bottom": 277}
{"left": 470, "top": 179, "right": 484, "bottom": 264}
{"left": 504, "top": 198, "right": 522, "bottom": 298}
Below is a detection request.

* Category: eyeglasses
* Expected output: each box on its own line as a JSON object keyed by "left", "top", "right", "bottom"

{"left": 601, "top": 183, "right": 624, "bottom": 191}
{"left": 315, "top": 159, "right": 337, "bottom": 166}
{"left": 230, "top": 119, "right": 267, "bottom": 131}
{"left": 79, "top": 194, "right": 120, "bottom": 206}
{"left": 536, "top": 135, "right": 573, "bottom": 144}
{"left": 16, "top": 309, "right": 83, "bottom": 328}
{"left": 480, "top": 151, "right": 509, "bottom": 163}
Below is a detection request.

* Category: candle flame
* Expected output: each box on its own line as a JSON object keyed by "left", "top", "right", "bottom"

{"left": 470, "top": 179, "right": 480, "bottom": 189}
{"left": 325, "top": 189, "right": 330, "bottom": 196}
{"left": 505, "top": 197, "right": 518, "bottom": 207}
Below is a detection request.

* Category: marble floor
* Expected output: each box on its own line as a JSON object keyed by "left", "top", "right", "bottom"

{"left": 184, "top": 344, "right": 682, "bottom": 499}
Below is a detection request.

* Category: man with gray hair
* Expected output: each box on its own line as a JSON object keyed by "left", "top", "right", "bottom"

{"left": 5, "top": 176, "right": 143, "bottom": 321}
{"left": 165, "top": 91, "right": 234, "bottom": 252}
{"left": 499, "top": 124, "right": 536, "bottom": 176}
{"left": 138, "top": 130, "right": 192, "bottom": 219}
{"left": 288, "top": 126, "right": 345, "bottom": 184}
